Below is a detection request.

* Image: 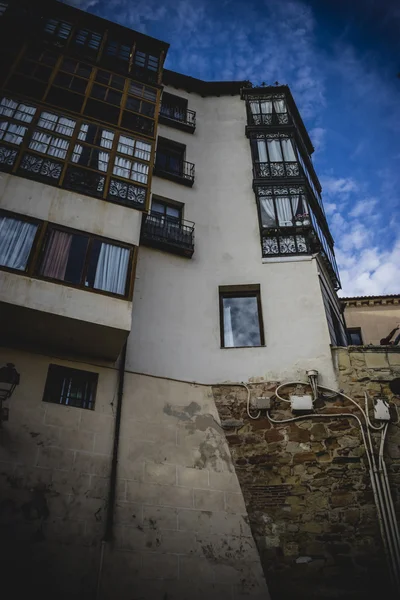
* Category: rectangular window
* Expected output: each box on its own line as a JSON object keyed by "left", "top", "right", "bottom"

{"left": 73, "top": 28, "right": 102, "bottom": 54}
{"left": 38, "top": 226, "right": 131, "bottom": 296}
{"left": 347, "top": 327, "right": 363, "bottom": 346}
{"left": 258, "top": 185, "right": 309, "bottom": 228}
{"left": 134, "top": 50, "right": 159, "bottom": 72}
{"left": 248, "top": 95, "right": 288, "bottom": 125}
{"left": 161, "top": 92, "right": 188, "bottom": 122}
{"left": 156, "top": 138, "right": 185, "bottom": 175}
{"left": 219, "top": 285, "right": 264, "bottom": 348}
{"left": 0, "top": 214, "right": 38, "bottom": 271}
{"left": 151, "top": 199, "right": 181, "bottom": 222}
{"left": 43, "top": 19, "right": 72, "bottom": 42}
{"left": 43, "top": 364, "right": 98, "bottom": 410}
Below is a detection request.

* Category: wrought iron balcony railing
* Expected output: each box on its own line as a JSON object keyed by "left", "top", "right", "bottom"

{"left": 159, "top": 104, "right": 196, "bottom": 133}
{"left": 261, "top": 223, "right": 340, "bottom": 290}
{"left": 154, "top": 154, "right": 195, "bottom": 187}
{"left": 141, "top": 213, "right": 195, "bottom": 258}
{"left": 247, "top": 111, "right": 289, "bottom": 126}
{"left": 253, "top": 161, "right": 300, "bottom": 179}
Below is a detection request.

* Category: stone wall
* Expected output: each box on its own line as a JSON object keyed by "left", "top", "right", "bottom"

{"left": 0, "top": 346, "right": 269, "bottom": 600}
{"left": 212, "top": 347, "right": 400, "bottom": 600}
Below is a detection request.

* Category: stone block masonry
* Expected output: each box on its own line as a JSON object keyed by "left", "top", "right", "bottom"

{"left": 212, "top": 349, "right": 400, "bottom": 600}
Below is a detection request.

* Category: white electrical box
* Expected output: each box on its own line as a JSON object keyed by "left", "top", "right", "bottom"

{"left": 251, "top": 397, "right": 271, "bottom": 410}
{"left": 374, "top": 398, "right": 391, "bottom": 421}
{"left": 290, "top": 394, "right": 313, "bottom": 412}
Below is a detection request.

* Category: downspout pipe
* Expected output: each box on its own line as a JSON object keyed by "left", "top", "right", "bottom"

{"left": 96, "top": 341, "right": 127, "bottom": 600}
{"left": 104, "top": 340, "right": 127, "bottom": 542}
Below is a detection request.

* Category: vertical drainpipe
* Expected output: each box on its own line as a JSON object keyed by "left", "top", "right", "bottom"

{"left": 96, "top": 340, "right": 127, "bottom": 600}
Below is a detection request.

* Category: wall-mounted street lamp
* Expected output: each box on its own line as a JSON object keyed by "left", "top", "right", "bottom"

{"left": 0, "top": 363, "right": 20, "bottom": 425}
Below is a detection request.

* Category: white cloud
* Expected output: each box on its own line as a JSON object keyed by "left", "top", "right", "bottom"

{"left": 309, "top": 127, "right": 326, "bottom": 153}
{"left": 338, "top": 238, "right": 400, "bottom": 296}
{"left": 321, "top": 176, "right": 359, "bottom": 196}
{"left": 349, "top": 197, "right": 377, "bottom": 218}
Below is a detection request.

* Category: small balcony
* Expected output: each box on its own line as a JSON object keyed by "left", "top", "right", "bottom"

{"left": 253, "top": 161, "right": 300, "bottom": 180}
{"left": 154, "top": 154, "right": 195, "bottom": 187}
{"left": 159, "top": 104, "right": 196, "bottom": 133}
{"left": 140, "top": 213, "right": 195, "bottom": 258}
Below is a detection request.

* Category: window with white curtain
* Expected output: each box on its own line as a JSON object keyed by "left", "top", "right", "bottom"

{"left": 0, "top": 122, "right": 27, "bottom": 145}
{"left": 219, "top": 286, "right": 264, "bottom": 348}
{"left": 29, "top": 131, "right": 70, "bottom": 159}
{"left": 248, "top": 95, "right": 288, "bottom": 125}
{"left": 113, "top": 156, "right": 149, "bottom": 183}
{"left": 117, "top": 135, "right": 151, "bottom": 161}
{"left": 37, "top": 112, "right": 76, "bottom": 136}
{"left": 0, "top": 215, "right": 38, "bottom": 271}
{"left": 0, "top": 98, "right": 36, "bottom": 122}
{"left": 38, "top": 224, "right": 132, "bottom": 296}
{"left": 256, "top": 136, "right": 297, "bottom": 163}
{"left": 258, "top": 186, "right": 309, "bottom": 228}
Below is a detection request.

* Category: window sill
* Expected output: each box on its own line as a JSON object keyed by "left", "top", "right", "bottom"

{"left": 220, "top": 345, "right": 266, "bottom": 350}
{"left": 262, "top": 255, "right": 313, "bottom": 264}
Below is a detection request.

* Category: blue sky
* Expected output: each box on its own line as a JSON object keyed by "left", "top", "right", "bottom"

{"left": 64, "top": 0, "right": 400, "bottom": 296}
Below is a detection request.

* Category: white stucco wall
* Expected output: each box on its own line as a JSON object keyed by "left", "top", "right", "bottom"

{"left": 127, "top": 87, "right": 337, "bottom": 386}
{"left": 0, "top": 172, "right": 142, "bottom": 246}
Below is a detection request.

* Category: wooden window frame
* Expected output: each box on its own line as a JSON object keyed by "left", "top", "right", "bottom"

{"left": 42, "top": 364, "right": 98, "bottom": 411}
{"left": 218, "top": 285, "right": 265, "bottom": 349}
{"left": 4, "top": 48, "right": 159, "bottom": 140}
{"left": 0, "top": 209, "right": 136, "bottom": 300}
{"left": 0, "top": 95, "right": 153, "bottom": 209}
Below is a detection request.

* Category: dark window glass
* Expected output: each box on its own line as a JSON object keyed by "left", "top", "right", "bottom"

{"left": 43, "top": 364, "right": 98, "bottom": 410}
{"left": 161, "top": 92, "right": 188, "bottom": 121}
{"left": 43, "top": 19, "right": 72, "bottom": 42}
{"left": 73, "top": 28, "right": 102, "bottom": 53}
{"left": 39, "top": 228, "right": 89, "bottom": 285}
{"left": 220, "top": 288, "right": 264, "bottom": 348}
{"left": 151, "top": 200, "right": 181, "bottom": 222}
{"left": 156, "top": 139, "right": 185, "bottom": 174}
{"left": 347, "top": 328, "right": 363, "bottom": 346}
{"left": 84, "top": 99, "right": 120, "bottom": 124}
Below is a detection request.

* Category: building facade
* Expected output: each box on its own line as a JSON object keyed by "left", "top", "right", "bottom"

{"left": 343, "top": 295, "right": 400, "bottom": 346}
{"left": 1, "top": 2, "right": 399, "bottom": 600}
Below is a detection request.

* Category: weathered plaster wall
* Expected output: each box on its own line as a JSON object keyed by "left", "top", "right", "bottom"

{"left": 0, "top": 347, "right": 269, "bottom": 600}
{"left": 212, "top": 348, "right": 400, "bottom": 599}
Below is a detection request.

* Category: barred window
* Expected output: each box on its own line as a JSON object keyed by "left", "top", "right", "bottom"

{"left": 43, "top": 364, "right": 98, "bottom": 410}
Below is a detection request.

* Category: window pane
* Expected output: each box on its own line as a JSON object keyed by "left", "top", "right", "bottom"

{"left": 39, "top": 229, "right": 88, "bottom": 284}
{"left": 151, "top": 201, "right": 165, "bottom": 215}
{"left": 43, "top": 364, "right": 98, "bottom": 410}
{"left": 92, "top": 242, "right": 130, "bottom": 295}
{"left": 222, "top": 295, "right": 262, "bottom": 347}
{"left": 0, "top": 216, "right": 37, "bottom": 270}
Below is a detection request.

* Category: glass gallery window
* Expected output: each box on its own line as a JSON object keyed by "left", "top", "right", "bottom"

{"left": 249, "top": 95, "right": 288, "bottom": 125}
{"left": 219, "top": 286, "right": 264, "bottom": 348}
{"left": 258, "top": 186, "right": 309, "bottom": 228}
{"left": 39, "top": 226, "right": 131, "bottom": 296}
{"left": 0, "top": 214, "right": 38, "bottom": 270}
